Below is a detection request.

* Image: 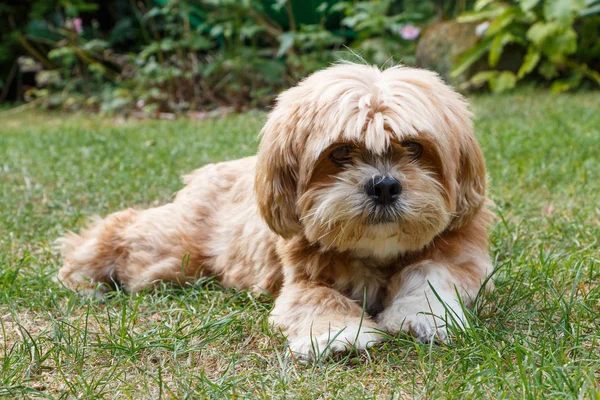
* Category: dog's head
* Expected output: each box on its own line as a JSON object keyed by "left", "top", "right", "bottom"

{"left": 255, "top": 63, "right": 486, "bottom": 259}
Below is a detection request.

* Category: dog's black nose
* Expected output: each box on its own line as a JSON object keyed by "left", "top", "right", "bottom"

{"left": 365, "top": 176, "right": 401, "bottom": 205}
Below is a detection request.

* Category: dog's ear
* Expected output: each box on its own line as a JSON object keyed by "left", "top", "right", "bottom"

{"left": 255, "top": 101, "right": 304, "bottom": 239}
{"left": 449, "top": 131, "right": 487, "bottom": 230}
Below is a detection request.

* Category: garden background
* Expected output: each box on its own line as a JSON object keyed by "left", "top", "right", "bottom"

{"left": 1, "top": 0, "right": 600, "bottom": 114}
{"left": 1, "top": 0, "right": 599, "bottom": 398}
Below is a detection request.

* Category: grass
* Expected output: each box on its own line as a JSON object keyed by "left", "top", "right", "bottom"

{"left": 0, "top": 90, "right": 599, "bottom": 399}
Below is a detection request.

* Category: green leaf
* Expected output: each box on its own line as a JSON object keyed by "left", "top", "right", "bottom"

{"left": 544, "top": 0, "right": 586, "bottom": 25}
{"left": 518, "top": 46, "right": 541, "bottom": 78}
{"left": 490, "top": 71, "right": 517, "bottom": 92}
{"left": 569, "top": 61, "right": 600, "bottom": 85}
{"left": 519, "top": 0, "right": 541, "bottom": 12}
{"left": 539, "top": 61, "right": 559, "bottom": 79}
{"left": 469, "top": 70, "right": 498, "bottom": 85}
{"left": 550, "top": 73, "right": 583, "bottom": 93}
{"left": 580, "top": 3, "right": 600, "bottom": 17}
{"left": 526, "top": 21, "right": 560, "bottom": 47}
{"left": 277, "top": 32, "right": 295, "bottom": 58}
{"left": 543, "top": 27, "right": 577, "bottom": 62}
{"left": 25, "top": 20, "right": 62, "bottom": 43}
{"left": 550, "top": 81, "right": 573, "bottom": 93}
{"left": 185, "top": 36, "right": 212, "bottom": 51}
{"left": 451, "top": 36, "right": 494, "bottom": 78}
{"left": 240, "top": 24, "right": 264, "bottom": 39}
{"left": 253, "top": 60, "right": 286, "bottom": 81}
{"left": 486, "top": 6, "right": 522, "bottom": 36}
{"left": 159, "top": 38, "right": 175, "bottom": 52}
{"left": 81, "top": 39, "right": 109, "bottom": 52}
{"left": 475, "top": 0, "right": 497, "bottom": 11}
{"left": 108, "top": 18, "right": 134, "bottom": 45}
{"left": 341, "top": 13, "right": 366, "bottom": 28}
{"left": 48, "top": 47, "right": 76, "bottom": 67}
{"left": 457, "top": 6, "right": 506, "bottom": 23}
{"left": 210, "top": 25, "right": 223, "bottom": 37}
{"left": 488, "top": 32, "right": 511, "bottom": 67}
{"left": 582, "top": 67, "right": 600, "bottom": 85}
{"left": 527, "top": 22, "right": 578, "bottom": 62}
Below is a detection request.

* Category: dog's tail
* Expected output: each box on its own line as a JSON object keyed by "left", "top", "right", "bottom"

{"left": 57, "top": 208, "right": 138, "bottom": 296}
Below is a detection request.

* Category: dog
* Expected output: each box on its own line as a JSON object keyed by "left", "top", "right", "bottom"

{"left": 58, "top": 63, "right": 494, "bottom": 359}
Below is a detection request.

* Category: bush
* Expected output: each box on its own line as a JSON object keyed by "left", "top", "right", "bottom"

{"left": 452, "top": 0, "right": 600, "bottom": 93}
{"left": 2, "top": 0, "right": 597, "bottom": 112}
{"left": 1, "top": 0, "right": 437, "bottom": 115}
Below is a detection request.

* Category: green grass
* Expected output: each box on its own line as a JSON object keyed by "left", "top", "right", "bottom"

{"left": 1, "top": 91, "right": 599, "bottom": 399}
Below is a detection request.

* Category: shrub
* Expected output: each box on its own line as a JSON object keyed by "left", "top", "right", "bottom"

{"left": 2, "top": 0, "right": 434, "bottom": 115}
{"left": 452, "top": 0, "right": 600, "bottom": 93}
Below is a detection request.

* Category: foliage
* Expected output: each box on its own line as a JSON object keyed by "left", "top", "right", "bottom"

{"left": 3, "top": 0, "right": 597, "bottom": 109}
{"left": 452, "top": 0, "right": 600, "bottom": 93}
{"left": 1, "top": 0, "right": 436, "bottom": 114}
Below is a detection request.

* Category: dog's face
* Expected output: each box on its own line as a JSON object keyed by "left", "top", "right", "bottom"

{"left": 255, "top": 63, "right": 486, "bottom": 259}
{"left": 297, "top": 138, "right": 451, "bottom": 257}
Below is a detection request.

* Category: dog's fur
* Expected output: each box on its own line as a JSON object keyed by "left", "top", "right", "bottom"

{"left": 58, "top": 63, "right": 494, "bottom": 359}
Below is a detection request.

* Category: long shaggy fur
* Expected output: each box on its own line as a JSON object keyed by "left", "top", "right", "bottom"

{"left": 58, "top": 63, "right": 494, "bottom": 359}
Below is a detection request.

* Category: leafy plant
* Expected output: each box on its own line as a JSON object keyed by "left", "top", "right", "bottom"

{"left": 3, "top": 0, "right": 436, "bottom": 114}
{"left": 452, "top": 0, "right": 600, "bottom": 92}
{"left": 330, "top": 0, "right": 426, "bottom": 65}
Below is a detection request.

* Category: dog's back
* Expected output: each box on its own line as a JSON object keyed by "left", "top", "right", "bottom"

{"left": 58, "top": 156, "right": 282, "bottom": 295}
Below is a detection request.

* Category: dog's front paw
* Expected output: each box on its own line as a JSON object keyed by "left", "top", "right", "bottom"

{"left": 377, "top": 299, "right": 466, "bottom": 343}
{"left": 378, "top": 311, "right": 448, "bottom": 342}
{"left": 288, "top": 324, "right": 382, "bottom": 361}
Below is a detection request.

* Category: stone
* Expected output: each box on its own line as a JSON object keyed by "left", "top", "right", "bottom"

{"left": 416, "top": 20, "right": 482, "bottom": 87}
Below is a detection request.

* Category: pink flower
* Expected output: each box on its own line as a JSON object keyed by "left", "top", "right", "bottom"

{"left": 399, "top": 25, "right": 420, "bottom": 41}
{"left": 73, "top": 18, "right": 83, "bottom": 33}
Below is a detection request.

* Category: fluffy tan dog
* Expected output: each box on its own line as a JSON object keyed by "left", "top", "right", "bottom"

{"left": 58, "top": 63, "right": 493, "bottom": 359}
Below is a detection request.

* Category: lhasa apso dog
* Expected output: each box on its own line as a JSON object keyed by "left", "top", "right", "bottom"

{"left": 58, "top": 63, "right": 493, "bottom": 359}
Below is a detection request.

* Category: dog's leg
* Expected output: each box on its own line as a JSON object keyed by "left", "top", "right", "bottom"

{"left": 377, "top": 255, "right": 492, "bottom": 342}
{"left": 58, "top": 204, "right": 206, "bottom": 295}
{"left": 270, "top": 281, "right": 382, "bottom": 361}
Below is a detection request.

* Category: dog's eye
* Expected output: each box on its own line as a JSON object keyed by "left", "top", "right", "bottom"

{"left": 402, "top": 141, "right": 423, "bottom": 160}
{"left": 329, "top": 145, "right": 353, "bottom": 166}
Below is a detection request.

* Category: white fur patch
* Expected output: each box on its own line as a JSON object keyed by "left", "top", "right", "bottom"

{"left": 351, "top": 224, "right": 407, "bottom": 260}
{"left": 377, "top": 297, "right": 466, "bottom": 342}
{"left": 377, "top": 262, "right": 468, "bottom": 342}
{"left": 288, "top": 324, "right": 382, "bottom": 361}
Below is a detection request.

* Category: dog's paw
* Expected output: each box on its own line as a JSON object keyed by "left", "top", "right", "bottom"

{"left": 377, "top": 299, "right": 466, "bottom": 343}
{"left": 378, "top": 311, "right": 448, "bottom": 342}
{"left": 288, "top": 324, "right": 382, "bottom": 361}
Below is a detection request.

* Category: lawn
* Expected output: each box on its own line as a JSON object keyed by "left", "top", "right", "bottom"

{"left": 1, "top": 90, "right": 599, "bottom": 399}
